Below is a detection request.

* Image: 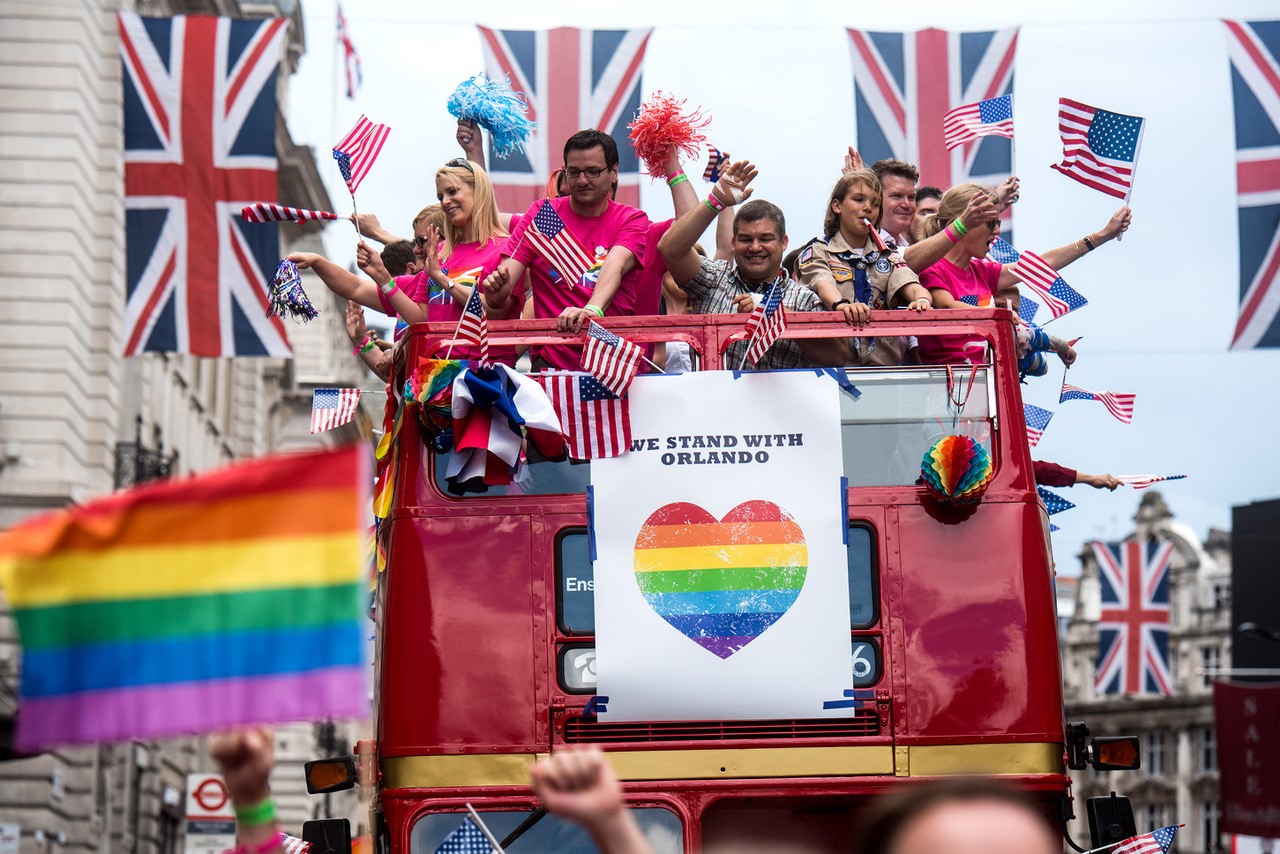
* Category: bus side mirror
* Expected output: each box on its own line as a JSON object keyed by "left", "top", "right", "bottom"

{"left": 305, "top": 756, "right": 357, "bottom": 794}
{"left": 302, "top": 817, "right": 352, "bottom": 854}
{"left": 1091, "top": 736, "right": 1140, "bottom": 770}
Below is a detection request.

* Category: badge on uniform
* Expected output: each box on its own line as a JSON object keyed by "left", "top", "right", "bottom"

{"left": 874, "top": 257, "right": 892, "bottom": 274}
{"left": 832, "top": 267, "right": 853, "bottom": 282}
{"left": 798, "top": 246, "right": 815, "bottom": 268}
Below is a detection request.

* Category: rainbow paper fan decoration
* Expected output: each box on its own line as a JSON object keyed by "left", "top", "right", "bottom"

{"left": 405, "top": 357, "right": 465, "bottom": 437}
{"left": 628, "top": 92, "right": 712, "bottom": 178}
{"left": 920, "top": 435, "right": 994, "bottom": 507}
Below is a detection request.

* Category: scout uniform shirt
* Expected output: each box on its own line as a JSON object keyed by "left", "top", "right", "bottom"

{"left": 796, "top": 231, "right": 919, "bottom": 367}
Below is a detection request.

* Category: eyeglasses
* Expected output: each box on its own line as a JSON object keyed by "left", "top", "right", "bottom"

{"left": 444, "top": 158, "right": 474, "bottom": 173}
{"left": 413, "top": 235, "right": 432, "bottom": 248}
{"left": 562, "top": 167, "right": 607, "bottom": 181}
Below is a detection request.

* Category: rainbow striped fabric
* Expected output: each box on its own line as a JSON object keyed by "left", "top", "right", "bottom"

{"left": 0, "top": 446, "right": 369, "bottom": 753}
{"left": 633, "top": 500, "right": 808, "bottom": 660}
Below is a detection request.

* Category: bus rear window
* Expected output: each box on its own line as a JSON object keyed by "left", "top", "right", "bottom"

{"left": 557, "top": 529, "right": 594, "bottom": 635}
{"left": 839, "top": 366, "right": 993, "bottom": 487}
{"left": 411, "top": 808, "right": 683, "bottom": 853}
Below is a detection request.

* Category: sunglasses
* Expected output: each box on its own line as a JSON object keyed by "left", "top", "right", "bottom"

{"left": 413, "top": 235, "right": 433, "bottom": 248}
{"left": 444, "top": 158, "right": 474, "bottom": 173}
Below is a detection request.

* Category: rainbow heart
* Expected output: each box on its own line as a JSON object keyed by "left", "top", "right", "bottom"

{"left": 633, "top": 500, "right": 808, "bottom": 659}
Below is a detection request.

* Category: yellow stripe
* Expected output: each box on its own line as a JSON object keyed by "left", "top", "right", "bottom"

{"left": 0, "top": 532, "right": 362, "bottom": 607}
{"left": 380, "top": 743, "right": 1063, "bottom": 789}
{"left": 633, "top": 543, "right": 809, "bottom": 573}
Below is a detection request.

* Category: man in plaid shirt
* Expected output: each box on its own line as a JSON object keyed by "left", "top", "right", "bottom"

{"left": 659, "top": 159, "right": 849, "bottom": 370}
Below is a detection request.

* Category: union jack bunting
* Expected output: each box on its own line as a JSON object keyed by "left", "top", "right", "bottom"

{"left": 454, "top": 288, "right": 489, "bottom": 367}
{"left": 847, "top": 27, "right": 1017, "bottom": 190}
{"left": 1051, "top": 98, "right": 1144, "bottom": 201}
{"left": 1113, "top": 825, "right": 1180, "bottom": 854}
{"left": 333, "top": 115, "right": 390, "bottom": 195}
{"left": 1224, "top": 20, "right": 1280, "bottom": 349}
{"left": 241, "top": 204, "right": 339, "bottom": 224}
{"left": 1060, "top": 382, "right": 1136, "bottom": 424}
{"left": 119, "top": 12, "right": 291, "bottom": 357}
{"left": 1023, "top": 404, "right": 1053, "bottom": 448}
{"left": 942, "top": 93, "right": 1014, "bottom": 150}
{"left": 310, "top": 388, "right": 361, "bottom": 434}
{"left": 1007, "top": 250, "right": 1088, "bottom": 319}
{"left": 477, "top": 27, "right": 652, "bottom": 212}
{"left": 582, "top": 321, "right": 642, "bottom": 397}
{"left": 1092, "top": 539, "right": 1174, "bottom": 696}
{"left": 336, "top": 5, "right": 361, "bottom": 100}
{"left": 742, "top": 280, "right": 790, "bottom": 367}
{"left": 1115, "top": 474, "right": 1188, "bottom": 490}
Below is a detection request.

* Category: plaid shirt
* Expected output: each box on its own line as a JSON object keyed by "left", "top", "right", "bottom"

{"left": 681, "top": 257, "right": 824, "bottom": 370}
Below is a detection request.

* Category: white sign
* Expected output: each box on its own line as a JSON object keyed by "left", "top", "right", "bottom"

{"left": 184, "top": 773, "right": 236, "bottom": 854}
{"left": 0, "top": 823, "right": 19, "bottom": 854}
{"left": 591, "top": 370, "right": 854, "bottom": 721}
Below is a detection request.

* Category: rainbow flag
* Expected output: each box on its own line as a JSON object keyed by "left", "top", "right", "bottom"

{"left": 0, "top": 446, "right": 370, "bottom": 753}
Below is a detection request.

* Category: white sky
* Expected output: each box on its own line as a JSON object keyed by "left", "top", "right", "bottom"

{"left": 288, "top": 0, "right": 1280, "bottom": 574}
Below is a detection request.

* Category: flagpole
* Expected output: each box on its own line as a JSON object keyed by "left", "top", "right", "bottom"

{"left": 443, "top": 300, "right": 469, "bottom": 360}
{"left": 465, "top": 803, "right": 506, "bottom": 853}
{"left": 1118, "top": 116, "right": 1146, "bottom": 243}
{"left": 330, "top": 0, "right": 340, "bottom": 153}
{"left": 1079, "top": 824, "right": 1184, "bottom": 854}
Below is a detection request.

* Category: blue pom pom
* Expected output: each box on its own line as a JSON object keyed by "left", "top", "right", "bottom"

{"left": 447, "top": 73, "right": 536, "bottom": 159}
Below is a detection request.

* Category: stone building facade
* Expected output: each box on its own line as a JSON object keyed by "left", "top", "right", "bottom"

{"left": 0, "top": 0, "right": 375, "bottom": 850}
{"left": 1061, "top": 492, "right": 1232, "bottom": 853}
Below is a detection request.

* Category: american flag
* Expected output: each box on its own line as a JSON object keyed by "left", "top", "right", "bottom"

{"left": 942, "top": 93, "right": 1015, "bottom": 150}
{"left": 477, "top": 27, "right": 651, "bottom": 212}
{"left": 1113, "top": 825, "right": 1180, "bottom": 854}
{"left": 1060, "top": 383, "right": 1136, "bottom": 424}
{"left": 1093, "top": 540, "right": 1174, "bottom": 696}
{"left": 241, "top": 203, "right": 339, "bottom": 224}
{"left": 1008, "top": 250, "right": 1088, "bottom": 319}
{"left": 703, "top": 144, "right": 729, "bottom": 183}
{"left": 1115, "top": 474, "right": 1187, "bottom": 490}
{"left": 582, "top": 321, "right": 642, "bottom": 397}
{"left": 743, "top": 280, "right": 789, "bottom": 367}
{"left": 1225, "top": 21, "right": 1280, "bottom": 349}
{"left": 336, "top": 4, "right": 361, "bottom": 100}
{"left": 455, "top": 288, "right": 490, "bottom": 367}
{"left": 118, "top": 12, "right": 291, "bottom": 357}
{"left": 846, "top": 27, "right": 1017, "bottom": 191}
{"left": 281, "top": 834, "right": 311, "bottom": 854}
{"left": 986, "top": 237, "right": 1040, "bottom": 321}
{"left": 333, "top": 115, "right": 390, "bottom": 195}
{"left": 1051, "top": 98, "right": 1145, "bottom": 201}
{"left": 1023, "top": 404, "right": 1053, "bottom": 448}
{"left": 310, "top": 388, "right": 361, "bottom": 434}
{"left": 433, "top": 817, "right": 495, "bottom": 854}
{"left": 527, "top": 199, "right": 596, "bottom": 288}
{"left": 537, "top": 372, "right": 631, "bottom": 459}
{"left": 1037, "top": 486, "right": 1075, "bottom": 516}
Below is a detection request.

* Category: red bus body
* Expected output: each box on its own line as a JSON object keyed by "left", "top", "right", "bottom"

{"left": 373, "top": 311, "right": 1068, "bottom": 852}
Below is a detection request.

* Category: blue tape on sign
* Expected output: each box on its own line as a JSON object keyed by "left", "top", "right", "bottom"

{"left": 823, "top": 688, "right": 876, "bottom": 710}
{"left": 584, "top": 695, "right": 609, "bottom": 716}
{"left": 840, "top": 477, "right": 849, "bottom": 544}
{"left": 586, "top": 485, "right": 597, "bottom": 562}
{"left": 818, "top": 367, "right": 862, "bottom": 400}
{"left": 823, "top": 699, "right": 857, "bottom": 709}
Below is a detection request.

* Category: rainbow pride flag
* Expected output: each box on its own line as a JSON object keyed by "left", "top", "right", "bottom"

{"left": 0, "top": 446, "right": 370, "bottom": 753}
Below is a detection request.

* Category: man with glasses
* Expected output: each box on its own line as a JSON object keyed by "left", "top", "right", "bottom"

{"left": 483, "top": 129, "right": 649, "bottom": 371}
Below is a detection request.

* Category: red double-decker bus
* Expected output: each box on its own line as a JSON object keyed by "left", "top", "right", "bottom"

{"left": 345, "top": 310, "right": 1124, "bottom": 852}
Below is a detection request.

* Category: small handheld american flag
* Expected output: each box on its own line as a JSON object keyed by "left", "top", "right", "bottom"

{"left": 1051, "top": 98, "right": 1145, "bottom": 201}
{"left": 742, "top": 279, "right": 788, "bottom": 368}
{"left": 703, "top": 145, "right": 729, "bottom": 183}
{"left": 942, "top": 93, "right": 1014, "bottom": 150}
{"left": 1008, "top": 250, "right": 1088, "bottom": 320}
{"left": 1060, "top": 383, "right": 1135, "bottom": 424}
{"left": 310, "top": 388, "right": 361, "bottom": 434}
{"left": 527, "top": 199, "right": 595, "bottom": 288}
{"left": 333, "top": 114, "right": 390, "bottom": 195}
{"left": 582, "top": 321, "right": 642, "bottom": 397}
{"left": 452, "top": 288, "right": 490, "bottom": 367}
{"left": 1115, "top": 474, "right": 1187, "bottom": 490}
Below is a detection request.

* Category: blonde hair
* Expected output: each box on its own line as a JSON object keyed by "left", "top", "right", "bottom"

{"left": 920, "top": 182, "right": 995, "bottom": 240}
{"left": 823, "top": 170, "right": 881, "bottom": 238}
{"left": 435, "top": 159, "right": 507, "bottom": 255}
{"left": 412, "top": 204, "right": 446, "bottom": 235}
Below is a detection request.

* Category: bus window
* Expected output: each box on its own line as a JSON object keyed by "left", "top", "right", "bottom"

{"left": 839, "top": 366, "right": 993, "bottom": 487}
{"left": 411, "top": 808, "right": 684, "bottom": 853}
{"left": 556, "top": 529, "right": 594, "bottom": 634}
{"left": 847, "top": 525, "right": 877, "bottom": 629}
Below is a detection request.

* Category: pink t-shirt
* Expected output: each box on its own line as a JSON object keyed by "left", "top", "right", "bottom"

{"left": 378, "top": 238, "right": 522, "bottom": 365}
{"left": 917, "top": 256, "right": 1003, "bottom": 364}
{"left": 635, "top": 218, "right": 674, "bottom": 318}
{"left": 504, "top": 196, "right": 649, "bottom": 369}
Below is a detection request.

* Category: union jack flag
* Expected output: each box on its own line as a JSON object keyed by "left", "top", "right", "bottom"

{"left": 1225, "top": 20, "right": 1280, "bottom": 349}
{"left": 847, "top": 27, "right": 1017, "bottom": 191}
{"left": 1060, "top": 382, "right": 1136, "bottom": 424}
{"left": 119, "top": 12, "right": 291, "bottom": 357}
{"left": 336, "top": 4, "right": 361, "bottom": 100}
{"left": 477, "top": 27, "right": 652, "bottom": 213}
{"left": 1023, "top": 404, "right": 1053, "bottom": 448}
{"left": 1092, "top": 539, "right": 1174, "bottom": 696}
{"left": 743, "top": 279, "right": 789, "bottom": 367}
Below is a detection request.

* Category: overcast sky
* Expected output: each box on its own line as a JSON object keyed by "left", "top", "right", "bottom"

{"left": 287, "top": 0, "right": 1280, "bottom": 574}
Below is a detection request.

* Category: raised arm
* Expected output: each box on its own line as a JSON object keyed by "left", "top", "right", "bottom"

{"left": 660, "top": 159, "right": 757, "bottom": 285}
{"left": 456, "top": 119, "right": 486, "bottom": 170}
{"left": 903, "top": 191, "right": 998, "bottom": 273}
{"left": 530, "top": 748, "right": 655, "bottom": 854}
{"left": 288, "top": 249, "right": 382, "bottom": 310}
{"left": 350, "top": 212, "right": 402, "bottom": 246}
{"left": 665, "top": 150, "right": 699, "bottom": 220}
{"left": 1010, "top": 206, "right": 1132, "bottom": 285}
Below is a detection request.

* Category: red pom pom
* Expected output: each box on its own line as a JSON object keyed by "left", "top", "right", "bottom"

{"left": 628, "top": 92, "right": 712, "bottom": 178}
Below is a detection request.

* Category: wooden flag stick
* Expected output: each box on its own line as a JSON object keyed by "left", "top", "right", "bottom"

{"left": 465, "top": 803, "right": 506, "bottom": 853}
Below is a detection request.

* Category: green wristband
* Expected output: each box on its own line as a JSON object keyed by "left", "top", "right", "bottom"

{"left": 667, "top": 173, "right": 689, "bottom": 188}
{"left": 585, "top": 304, "right": 605, "bottom": 318}
{"left": 951, "top": 219, "right": 969, "bottom": 236}
{"left": 234, "top": 798, "right": 277, "bottom": 828}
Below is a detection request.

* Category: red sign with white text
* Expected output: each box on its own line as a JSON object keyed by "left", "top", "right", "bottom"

{"left": 1214, "top": 681, "right": 1280, "bottom": 837}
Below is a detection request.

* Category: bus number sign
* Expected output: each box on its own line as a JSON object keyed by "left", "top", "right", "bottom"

{"left": 851, "top": 640, "right": 880, "bottom": 687}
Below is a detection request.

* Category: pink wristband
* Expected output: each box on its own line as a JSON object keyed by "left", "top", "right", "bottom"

{"left": 705, "top": 192, "right": 727, "bottom": 212}
{"left": 943, "top": 225, "right": 959, "bottom": 244}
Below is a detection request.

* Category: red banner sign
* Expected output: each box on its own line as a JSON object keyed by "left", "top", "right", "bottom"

{"left": 1213, "top": 680, "right": 1280, "bottom": 837}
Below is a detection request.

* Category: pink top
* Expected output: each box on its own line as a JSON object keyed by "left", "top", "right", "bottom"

{"left": 917, "top": 256, "right": 1003, "bottom": 364}
{"left": 378, "top": 238, "right": 522, "bottom": 365}
{"left": 504, "top": 196, "right": 649, "bottom": 369}
{"left": 634, "top": 218, "right": 674, "bottom": 318}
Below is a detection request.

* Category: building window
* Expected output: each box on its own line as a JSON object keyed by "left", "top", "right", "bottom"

{"left": 1145, "top": 731, "right": 1165, "bottom": 776}
{"left": 1201, "top": 646, "right": 1221, "bottom": 689}
{"left": 1201, "top": 800, "right": 1220, "bottom": 851}
{"left": 1144, "top": 802, "right": 1166, "bottom": 831}
{"left": 1212, "top": 582, "right": 1230, "bottom": 610}
{"left": 1199, "top": 726, "right": 1217, "bottom": 772}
